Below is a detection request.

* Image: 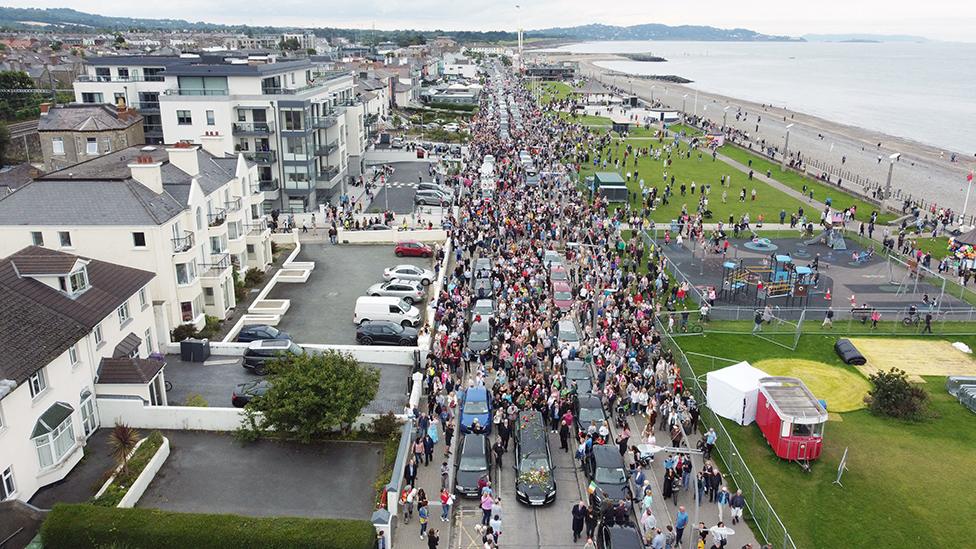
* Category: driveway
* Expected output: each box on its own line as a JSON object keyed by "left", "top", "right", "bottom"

{"left": 137, "top": 431, "right": 383, "bottom": 519}
{"left": 268, "top": 244, "right": 433, "bottom": 344}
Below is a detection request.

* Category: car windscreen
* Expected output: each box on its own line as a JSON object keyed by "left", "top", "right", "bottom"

{"left": 595, "top": 466, "right": 627, "bottom": 485}
{"left": 519, "top": 455, "right": 550, "bottom": 472}
{"left": 554, "top": 291, "right": 573, "bottom": 301}
{"left": 470, "top": 326, "right": 491, "bottom": 342}
{"left": 398, "top": 299, "right": 412, "bottom": 313}
{"left": 459, "top": 454, "right": 488, "bottom": 472}
{"left": 579, "top": 407, "right": 605, "bottom": 424}
{"left": 560, "top": 324, "right": 579, "bottom": 341}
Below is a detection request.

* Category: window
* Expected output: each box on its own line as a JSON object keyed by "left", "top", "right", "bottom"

{"left": 85, "top": 138, "right": 98, "bottom": 155}
{"left": 139, "top": 288, "right": 148, "bottom": 309}
{"left": 203, "top": 286, "right": 215, "bottom": 306}
{"left": 93, "top": 323, "right": 103, "bottom": 346}
{"left": 31, "top": 231, "right": 43, "bottom": 246}
{"left": 282, "top": 109, "right": 304, "bottom": 131}
{"left": 68, "top": 269, "right": 88, "bottom": 294}
{"left": 117, "top": 67, "right": 129, "bottom": 80}
{"left": 117, "top": 302, "right": 130, "bottom": 325}
{"left": 177, "top": 110, "right": 192, "bottom": 125}
{"left": 81, "top": 92, "right": 104, "bottom": 104}
{"left": 175, "top": 262, "right": 196, "bottom": 285}
{"left": 51, "top": 137, "right": 64, "bottom": 155}
{"left": 94, "top": 67, "right": 110, "bottom": 81}
{"left": 102, "top": 137, "right": 113, "bottom": 153}
{"left": 113, "top": 92, "right": 126, "bottom": 106}
{"left": 132, "top": 231, "right": 147, "bottom": 248}
{"left": 180, "top": 300, "right": 194, "bottom": 322}
{"left": 1, "top": 467, "right": 14, "bottom": 501}
{"left": 68, "top": 344, "right": 78, "bottom": 365}
{"left": 58, "top": 231, "right": 72, "bottom": 248}
{"left": 28, "top": 369, "right": 47, "bottom": 398}
{"left": 144, "top": 328, "right": 154, "bottom": 355}
{"left": 33, "top": 409, "right": 75, "bottom": 469}
{"left": 206, "top": 110, "right": 215, "bottom": 125}
{"left": 237, "top": 110, "right": 246, "bottom": 122}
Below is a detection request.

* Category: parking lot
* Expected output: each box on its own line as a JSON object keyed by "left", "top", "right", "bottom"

{"left": 267, "top": 243, "right": 434, "bottom": 344}
{"left": 164, "top": 354, "right": 409, "bottom": 414}
{"left": 137, "top": 431, "right": 383, "bottom": 519}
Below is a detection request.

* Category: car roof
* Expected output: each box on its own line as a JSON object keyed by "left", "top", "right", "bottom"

{"left": 248, "top": 339, "right": 292, "bottom": 349}
{"left": 553, "top": 281, "right": 571, "bottom": 291}
{"left": 397, "top": 240, "right": 422, "bottom": 245}
{"left": 559, "top": 319, "right": 577, "bottom": 329}
{"left": 474, "top": 298, "right": 494, "bottom": 306}
{"left": 465, "top": 386, "right": 488, "bottom": 400}
{"left": 471, "top": 318, "right": 491, "bottom": 329}
{"left": 461, "top": 433, "right": 488, "bottom": 456}
{"left": 578, "top": 395, "right": 602, "bottom": 408}
{"left": 606, "top": 525, "right": 642, "bottom": 548}
{"left": 592, "top": 445, "right": 625, "bottom": 466}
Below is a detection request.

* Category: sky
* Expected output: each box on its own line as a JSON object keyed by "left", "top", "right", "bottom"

{"left": 9, "top": 0, "right": 976, "bottom": 42}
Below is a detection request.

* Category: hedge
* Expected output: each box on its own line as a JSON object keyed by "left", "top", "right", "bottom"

{"left": 41, "top": 504, "right": 377, "bottom": 549}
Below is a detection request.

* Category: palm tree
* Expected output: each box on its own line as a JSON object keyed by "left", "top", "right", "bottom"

{"left": 108, "top": 423, "right": 141, "bottom": 476}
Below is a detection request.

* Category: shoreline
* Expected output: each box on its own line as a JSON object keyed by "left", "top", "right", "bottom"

{"left": 536, "top": 52, "right": 975, "bottom": 210}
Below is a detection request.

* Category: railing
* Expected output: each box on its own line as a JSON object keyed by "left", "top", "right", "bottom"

{"left": 315, "top": 140, "right": 339, "bottom": 156}
{"left": 232, "top": 122, "right": 275, "bottom": 135}
{"left": 78, "top": 74, "right": 165, "bottom": 83}
{"left": 312, "top": 114, "right": 338, "bottom": 129}
{"left": 143, "top": 124, "right": 163, "bottom": 135}
{"left": 207, "top": 208, "right": 227, "bottom": 227}
{"left": 225, "top": 197, "right": 242, "bottom": 212}
{"left": 318, "top": 166, "right": 339, "bottom": 181}
{"left": 254, "top": 179, "right": 279, "bottom": 193}
{"left": 163, "top": 88, "right": 229, "bottom": 96}
{"left": 244, "top": 219, "right": 268, "bottom": 235}
{"left": 242, "top": 151, "right": 277, "bottom": 164}
{"left": 126, "top": 101, "right": 160, "bottom": 112}
{"left": 200, "top": 253, "right": 231, "bottom": 277}
{"left": 170, "top": 231, "right": 194, "bottom": 253}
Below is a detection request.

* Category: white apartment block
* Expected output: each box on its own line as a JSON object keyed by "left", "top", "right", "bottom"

{"left": 73, "top": 53, "right": 368, "bottom": 212}
{"left": 0, "top": 246, "right": 164, "bottom": 503}
{"left": 0, "top": 141, "right": 273, "bottom": 337}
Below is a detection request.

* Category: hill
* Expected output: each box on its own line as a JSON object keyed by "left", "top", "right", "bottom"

{"left": 527, "top": 23, "right": 798, "bottom": 42}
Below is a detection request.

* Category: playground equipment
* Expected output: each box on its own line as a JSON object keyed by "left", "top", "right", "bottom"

{"left": 744, "top": 236, "right": 779, "bottom": 252}
{"left": 803, "top": 214, "right": 847, "bottom": 251}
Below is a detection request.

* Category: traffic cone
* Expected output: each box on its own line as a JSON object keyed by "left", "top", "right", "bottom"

{"left": 825, "top": 288, "right": 831, "bottom": 301}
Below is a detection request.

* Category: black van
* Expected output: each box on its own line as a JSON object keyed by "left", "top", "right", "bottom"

{"left": 514, "top": 410, "right": 556, "bottom": 506}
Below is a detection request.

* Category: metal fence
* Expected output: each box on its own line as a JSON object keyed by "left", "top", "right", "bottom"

{"left": 655, "top": 316, "right": 799, "bottom": 549}
{"left": 698, "top": 305, "right": 976, "bottom": 335}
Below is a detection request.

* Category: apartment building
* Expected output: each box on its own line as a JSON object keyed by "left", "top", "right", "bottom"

{"left": 73, "top": 54, "right": 365, "bottom": 211}
{"left": 37, "top": 103, "right": 145, "bottom": 172}
{"left": 0, "top": 246, "right": 161, "bottom": 503}
{"left": 0, "top": 141, "right": 273, "bottom": 337}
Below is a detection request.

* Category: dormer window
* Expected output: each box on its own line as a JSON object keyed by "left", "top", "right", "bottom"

{"left": 58, "top": 268, "right": 89, "bottom": 297}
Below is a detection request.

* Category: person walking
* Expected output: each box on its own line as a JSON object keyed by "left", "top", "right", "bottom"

{"left": 675, "top": 505, "right": 689, "bottom": 545}
{"left": 402, "top": 485, "right": 416, "bottom": 524}
{"left": 480, "top": 492, "right": 493, "bottom": 526}
{"left": 822, "top": 307, "right": 833, "bottom": 329}
{"left": 585, "top": 504, "right": 599, "bottom": 539}
{"left": 730, "top": 489, "right": 746, "bottom": 525}
{"left": 440, "top": 461, "right": 450, "bottom": 490}
{"left": 571, "top": 500, "right": 587, "bottom": 542}
{"left": 559, "top": 419, "right": 570, "bottom": 451}
{"left": 444, "top": 422, "right": 455, "bottom": 458}
{"left": 426, "top": 529, "right": 440, "bottom": 549}
{"left": 440, "top": 488, "right": 454, "bottom": 522}
{"left": 715, "top": 486, "right": 731, "bottom": 523}
{"left": 752, "top": 309, "right": 763, "bottom": 334}
{"left": 489, "top": 513, "right": 502, "bottom": 542}
{"left": 418, "top": 502, "right": 430, "bottom": 539}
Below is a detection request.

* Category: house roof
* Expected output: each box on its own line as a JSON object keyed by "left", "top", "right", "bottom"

{"left": 97, "top": 357, "right": 164, "bottom": 384}
{"left": 0, "top": 246, "right": 155, "bottom": 386}
{"left": 0, "top": 164, "right": 43, "bottom": 197}
{"left": 9, "top": 254, "right": 82, "bottom": 276}
{"left": 113, "top": 332, "right": 143, "bottom": 358}
{"left": 38, "top": 103, "right": 142, "bottom": 132}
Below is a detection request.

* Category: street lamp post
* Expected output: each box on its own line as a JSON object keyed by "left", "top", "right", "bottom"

{"left": 682, "top": 94, "right": 688, "bottom": 121}
{"left": 651, "top": 85, "right": 655, "bottom": 104}
{"left": 885, "top": 153, "right": 901, "bottom": 200}
{"left": 963, "top": 171, "right": 975, "bottom": 228}
{"left": 781, "top": 123, "right": 794, "bottom": 170}
{"left": 637, "top": 443, "right": 705, "bottom": 549}
{"left": 723, "top": 106, "right": 730, "bottom": 130}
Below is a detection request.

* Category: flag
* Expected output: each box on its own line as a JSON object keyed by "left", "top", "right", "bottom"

{"left": 968, "top": 171, "right": 973, "bottom": 183}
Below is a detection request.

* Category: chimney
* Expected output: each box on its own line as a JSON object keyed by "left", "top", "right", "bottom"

{"left": 199, "top": 131, "right": 227, "bottom": 158}
{"left": 165, "top": 141, "right": 200, "bottom": 177}
{"left": 128, "top": 155, "right": 164, "bottom": 194}
{"left": 39, "top": 102, "right": 52, "bottom": 115}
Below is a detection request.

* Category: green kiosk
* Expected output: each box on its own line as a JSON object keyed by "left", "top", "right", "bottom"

{"left": 593, "top": 172, "right": 629, "bottom": 203}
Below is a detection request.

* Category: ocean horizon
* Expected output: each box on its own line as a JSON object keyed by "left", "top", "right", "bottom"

{"left": 545, "top": 40, "right": 976, "bottom": 155}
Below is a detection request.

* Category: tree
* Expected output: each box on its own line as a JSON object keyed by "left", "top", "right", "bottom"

{"left": 108, "top": 423, "right": 141, "bottom": 476}
{"left": 50, "top": 40, "right": 63, "bottom": 51}
{"left": 279, "top": 38, "right": 301, "bottom": 51}
{"left": 306, "top": 48, "right": 317, "bottom": 56}
{"left": 864, "top": 368, "right": 929, "bottom": 420}
{"left": 0, "top": 123, "right": 10, "bottom": 168}
{"left": 0, "top": 71, "right": 39, "bottom": 121}
{"left": 242, "top": 351, "right": 380, "bottom": 442}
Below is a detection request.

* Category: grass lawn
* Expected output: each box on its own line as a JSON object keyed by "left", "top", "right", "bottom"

{"left": 530, "top": 81, "right": 575, "bottom": 105}
{"left": 909, "top": 236, "right": 950, "bottom": 258}
{"left": 676, "top": 331, "right": 976, "bottom": 549}
{"left": 558, "top": 111, "right": 612, "bottom": 126}
{"left": 577, "top": 136, "right": 813, "bottom": 225}
{"left": 665, "top": 123, "right": 705, "bottom": 137}
{"left": 718, "top": 145, "right": 897, "bottom": 225}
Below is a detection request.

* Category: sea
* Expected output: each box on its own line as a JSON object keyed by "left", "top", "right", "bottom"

{"left": 545, "top": 40, "right": 976, "bottom": 155}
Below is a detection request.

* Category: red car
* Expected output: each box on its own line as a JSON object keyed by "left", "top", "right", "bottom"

{"left": 552, "top": 280, "right": 574, "bottom": 311}
{"left": 395, "top": 240, "right": 433, "bottom": 258}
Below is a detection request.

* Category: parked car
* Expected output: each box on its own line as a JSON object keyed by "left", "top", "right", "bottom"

{"left": 395, "top": 240, "right": 433, "bottom": 258}
{"left": 455, "top": 433, "right": 492, "bottom": 497}
{"left": 470, "top": 298, "right": 495, "bottom": 321}
{"left": 543, "top": 250, "right": 563, "bottom": 267}
{"left": 417, "top": 182, "right": 454, "bottom": 197}
{"left": 355, "top": 320, "right": 419, "bottom": 346}
{"left": 353, "top": 296, "right": 421, "bottom": 327}
{"left": 459, "top": 386, "right": 491, "bottom": 434}
{"left": 236, "top": 324, "right": 290, "bottom": 343}
{"left": 552, "top": 280, "right": 574, "bottom": 311}
{"left": 242, "top": 339, "right": 305, "bottom": 375}
{"left": 231, "top": 380, "right": 270, "bottom": 407}
{"left": 557, "top": 318, "right": 581, "bottom": 351}
{"left": 414, "top": 189, "right": 450, "bottom": 206}
{"left": 367, "top": 279, "right": 426, "bottom": 304}
{"left": 474, "top": 258, "right": 493, "bottom": 279}
{"left": 391, "top": 137, "right": 404, "bottom": 149}
{"left": 514, "top": 410, "right": 556, "bottom": 506}
{"left": 583, "top": 445, "right": 632, "bottom": 507}
{"left": 467, "top": 318, "right": 493, "bottom": 355}
{"left": 367, "top": 223, "right": 392, "bottom": 231}
{"left": 383, "top": 264, "right": 435, "bottom": 285}
{"left": 596, "top": 524, "right": 643, "bottom": 549}
{"left": 443, "top": 122, "right": 460, "bottom": 132}
{"left": 550, "top": 265, "right": 570, "bottom": 283}
{"left": 575, "top": 394, "right": 607, "bottom": 438}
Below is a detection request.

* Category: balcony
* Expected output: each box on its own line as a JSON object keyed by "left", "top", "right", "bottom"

{"left": 163, "top": 88, "right": 229, "bottom": 96}
{"left": 171, "top": 231, "right": 195, "bottom": 253}
{"left": 207, "top": 207, "right": 227, "bottom": 227}
{"left": 311, "top": 114, "right": 338, "bottom": 129}
{"left": 242, "top": 151, "right": 277, "bottom": 165}
{"left": 127, "top": 101, "right": 160, "bottom": 112}
{"left": 318, "top": 166, "right": 339, "bottom": 182}
{"left": 315, "top": 141, "right": 339, "bottom": 156}
{"left": 78, "top": 74, "right": 165, "bottom": 83}
{"left": 245, "top": 219, "right": 270, "bottom": 240}
{"left": 258, "top": 179, "right": 279, "bottom": 192}
{"left": 232, "top": 122, "right": 275, "bottom": 136}
{"left": 225, "top": 198, "right": 243, "bottom": 213}
{"left": 200, "top": 253, "right": 232, "bottom": 279}
{"left": 143, "top": 123, "right": 163, "bottom": 137}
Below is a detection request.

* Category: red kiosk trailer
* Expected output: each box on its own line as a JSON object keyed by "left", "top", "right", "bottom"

{"left": 756, "top": 377, "right": 828, "bottom": 463}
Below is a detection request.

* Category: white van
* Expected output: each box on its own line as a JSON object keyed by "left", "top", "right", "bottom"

{"left": 354, "top": 296, "right": 422, "bottom": 327}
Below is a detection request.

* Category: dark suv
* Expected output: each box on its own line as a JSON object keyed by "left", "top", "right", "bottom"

{"left": 455, "top": 433, "right": 492, "bottom": 497}
{"left": 242, "top": 339, "right": 305, "bottom": 375}
{"left": 514, "top": 410, "right": 556, "bottom": 506}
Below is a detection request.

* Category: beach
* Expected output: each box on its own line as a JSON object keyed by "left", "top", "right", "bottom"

{"left": 531, "top": 51, "right": 976, "bottom": 216}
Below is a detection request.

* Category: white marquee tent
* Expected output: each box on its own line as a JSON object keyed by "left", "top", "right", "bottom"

{"left": 706, "top": 361, "right": 770, "bottom": 426}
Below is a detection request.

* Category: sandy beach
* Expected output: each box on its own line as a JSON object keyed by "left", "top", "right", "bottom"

{"left": 532, "top": 52, "right": 976, "bottom": 217}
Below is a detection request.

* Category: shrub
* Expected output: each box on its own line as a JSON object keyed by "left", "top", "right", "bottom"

{"left": 182, "top": 394, "right": 209, "bottom": 407}
{"left": 244, "top": 268, "right": 265, "bottom": 287}
{"left": 92, "top": 431, "right": 164, "bottom": 507}
{"left": 170, "top": 324, "right": 197, "bottom": 342}
{"left": 368, "top": 412, "right": 401, "bottom": 439}
{"left": 41, "top": 504, "right": 376, "bottom": 549}
{"left": 270, "top": 241, "right": 280, "bottom": 255}
{"left": 197, "top": 315, "right": 223, "bottom": 339}
{"left": 865, "top": 368, "right": 929, "bottom": 420}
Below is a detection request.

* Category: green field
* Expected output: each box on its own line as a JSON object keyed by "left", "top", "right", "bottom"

{"left": 718, "top": 145, "right": 897, "bottom": 224}
{"left": 558, "top": 111, "right": 613, "bottom": 126}
{"left": 576, "top": 136, "right": 814, "bottom": 225}
{"left": 529, "top": 81, "right": 575, "bottom": 104}
{"left": 676, "top": 331, "right": 976, "bottom": 549}
{"left": 909, "top": 236, "right": 951, "bottom": 258}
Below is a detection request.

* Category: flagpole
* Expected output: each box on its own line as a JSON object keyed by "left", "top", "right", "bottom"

{"left": 963, "top": 171, "right": 975, "bottom": 228}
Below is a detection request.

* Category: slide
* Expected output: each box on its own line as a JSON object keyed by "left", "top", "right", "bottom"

{"left": 830, "top": 232, "right": 848, "bottom": 251}
{"left": 804, "top": 230, "right": 829, "bottom": 246}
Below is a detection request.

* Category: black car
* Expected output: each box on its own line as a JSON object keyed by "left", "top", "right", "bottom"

{"left": 231, "top": 380, "right": 270, "bottom": 407}
{"left": 566, "top": 366, "right": 593, "bottom": 395}
{"left": 467, "top": 318, "right": 493, "bottom": 355}
{"left": 367, "top": 223, "right": 392, "bottom": 231}
{"left": 455, "top": 434, "right": 492, "bottom": 497}
{"left": 355, "top": 320, "right": 419, "bottom": 346}
{"left": 575, "top": 395, "right": 607, "bottom": 437}
{"left": 583, "top": 445, "right": 632, "bottom": 507}
{"left": 514, "top": 410, "right": 556, "bottom": 506}
{"left": 242, "top": 340, "right": 305, "bottom": 375}
{"left": 596, "top": 524, "right": 643, "bottom": 549}
{"left": 236, "top": 324, "right": 290, "bottom": 343}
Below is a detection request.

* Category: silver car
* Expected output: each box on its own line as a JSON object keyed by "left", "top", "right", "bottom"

{"left": 367, "top": 279, "right": 426, "bottom": 304}
{"left": 383, "top": 264, "right": 436, "bottom": 285}
{"left": 471, "top": 299, "right": 495, "bottom": 321}
{"left": 557, "top": 318, "right": 581, "bottom": 351}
